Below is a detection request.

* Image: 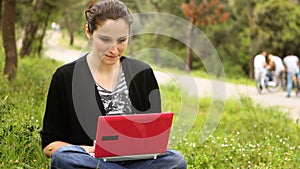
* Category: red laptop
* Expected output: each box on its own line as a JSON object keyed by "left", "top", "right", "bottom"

{"left": 94, "top": 112, "right": 174, "bottom": 161}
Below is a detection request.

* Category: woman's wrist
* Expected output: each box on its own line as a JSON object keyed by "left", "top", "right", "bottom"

{"left": 80, "top": 145, "right": 94, "bottom": 153}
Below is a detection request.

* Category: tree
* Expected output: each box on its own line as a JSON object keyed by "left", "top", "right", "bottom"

{"left": 248, "top": 0, "right": 256, "bottom": 79}
{"left": 124, "top": 0, "right": 185, "bottom": 65}
{"left": 204, "top": 0, "right": 251, "bottom": 78}
{"left": 36, "top": 0, "right": 57, "bottom": 56}
{"left": 0, "top": 0, "right": 3, "bottom": 29}
{"left": 59, "top": 0, "right": 87, "bottom": 46}
{"left": 20, "top": 0, "right": 60, "bottom": 57}
{"left": 126, "top": 0, "right": 185, "bottom": 15}
{"left": 181, "top": 0, "right": 230, "bottom": 71}
{"left": 254, "top": 0, "right": 300, "bottom": 56}
{"left": 2, "top": 0, "right": 17, "bottom": 81}
{"left": 20, "top": 0, "right": 43, "bottom": 57}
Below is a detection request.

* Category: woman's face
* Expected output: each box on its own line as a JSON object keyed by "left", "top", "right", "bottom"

{"left": 88, "top": 19, "right": 130, "bottom": 66}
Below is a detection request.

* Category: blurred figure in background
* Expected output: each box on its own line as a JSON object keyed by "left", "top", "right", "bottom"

{"left": 268, "top": 54, "right": 285, "bottom": 85}
{"left": 254, "top": 51, "right": 269, "bottom": 94}
{"left": 283, "top": 52, "right": 300, "bottom": 97}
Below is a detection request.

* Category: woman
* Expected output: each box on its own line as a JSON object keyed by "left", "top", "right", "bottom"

{"left": 40, "top": 0, "right": 187, "bottom": 168}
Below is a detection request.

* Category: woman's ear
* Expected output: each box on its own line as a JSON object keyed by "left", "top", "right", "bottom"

{"left": 85, "top": 24, "right": 92, "bottom": 39}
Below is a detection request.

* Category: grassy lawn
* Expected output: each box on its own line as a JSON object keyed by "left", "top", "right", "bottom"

{"left": 0, "top": 56, "right": 299, "bottom": 168}
{"left": 192, "top": 69, "right": 255, "bottom": 86}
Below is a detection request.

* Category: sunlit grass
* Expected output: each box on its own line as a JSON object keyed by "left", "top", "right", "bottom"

{"left": 0, "top": 56, "right": 59, "bottom": 168}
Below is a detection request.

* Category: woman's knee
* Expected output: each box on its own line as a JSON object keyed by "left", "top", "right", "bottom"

{"left": 51, "top": 145, "right": 86, "bottom": 167}
{"left": 165, "top": 150, "right": 187, "bottom": 169}
{"left": 52, "top": 145, "right": 76, "bottom": 158}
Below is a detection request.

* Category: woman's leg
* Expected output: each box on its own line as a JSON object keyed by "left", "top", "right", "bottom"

{"left": 51, "top": 145, "right": 126, "bottom": 169}
{"left": 119, "top": 150, "right": 187, "bottom": 169}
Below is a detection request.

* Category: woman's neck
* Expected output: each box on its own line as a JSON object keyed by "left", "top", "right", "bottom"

{"left": 87, "top": 53, "right": 120, "bottom": 73}
{"left": 87, "top": 53, "right": 122, "bottom": 91}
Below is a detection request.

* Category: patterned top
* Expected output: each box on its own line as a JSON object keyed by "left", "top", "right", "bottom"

{"left": 96, "top": 69, "right": 132, "bottom": 115}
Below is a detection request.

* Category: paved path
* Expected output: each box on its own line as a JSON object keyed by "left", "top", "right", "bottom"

{"left": 44, "top": 30, "right": 300, "bottom": 122}
{"left": 44, "top": 30, "right": 83, "bottom": 63}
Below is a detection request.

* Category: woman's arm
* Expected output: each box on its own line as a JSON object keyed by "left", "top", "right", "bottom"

{"left": 43, "top": 141, "right": 70, "bottom": 157}
{"left": 43, "top": 141, "right": 95, "bottom": 157}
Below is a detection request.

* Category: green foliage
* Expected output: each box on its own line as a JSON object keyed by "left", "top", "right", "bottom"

{"left": 254, "top": 0, "right": 300, "bottom": 56}
{"left": 15, "top": 0, "right": 34, "bottom": 28}
{"left": 56, "top": 0, "right": 87, "bottom": 40}
{"left": 130, "top": 34, "right": 188, "bottom": 71}
{"left": 201, "top": 0, "right": 256, "bottom": 77}
{"left": 125, "top": 0, "right": 185, "bottom": 17}
{"left": 200, "top": 24, "right": 249, "bottom": 78}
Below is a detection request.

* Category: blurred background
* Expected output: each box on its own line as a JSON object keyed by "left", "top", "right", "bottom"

{"left": 2, "top": 0, "right": 300, "bottom": 81}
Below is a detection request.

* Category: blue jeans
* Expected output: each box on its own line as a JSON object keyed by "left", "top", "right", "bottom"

{"left": 51, "top": 145, "right": 187, "bottom": 169}
{"left": 286, "top": 72, "right": 300, "bottom": 96}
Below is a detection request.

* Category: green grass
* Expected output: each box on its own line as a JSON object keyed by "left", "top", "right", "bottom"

{"left": 192, "top": 69, "right": 255, "bottom": 86}
{"left": 0, "top": 55, "right": 299, "bottom": 168}
{"left": 0, "top": 56, "right": 61, "bottom": 168}
{"left": 173, "top": 96, "right": 300, "bottom": 168}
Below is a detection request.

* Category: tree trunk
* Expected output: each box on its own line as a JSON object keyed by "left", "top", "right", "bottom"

{"left": 20, "top": 0, "right": 42, "bottom": 57}
{"left": 20, "top": 20, "right": 39, "bottom": 57}
{"left": 150, "top": 0, "right": 162, "bottom": 12}
{"left": 2, "top": 0, "right": 17, "bottom": 81}
{"left": 185, "top": 19, "right": 195, "bottom": 72}
{"left": 248, "top": 0, "right": 255, "bottom": 79}
{"left": 153, "top": 27, "right": 161, "bottom": 66}
{"left": 37, "top": 7, "right": 51, "bottom": 57}
{"left": 150, "top": 1, "right": 162, "bottom": 66}
{"left": 69, "top": 32, "right": 74, "bottom": 46}
{"left": 0, "top": 0, "right": 3, "bottom": 29}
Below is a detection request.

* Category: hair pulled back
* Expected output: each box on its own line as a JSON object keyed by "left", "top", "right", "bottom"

{"left": 85, "top": 0, "right": 133, "bottom": 34}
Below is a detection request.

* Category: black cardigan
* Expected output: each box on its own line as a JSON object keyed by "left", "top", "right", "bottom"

{"left": 40, "top": 55, "right": 161, "bottom": 149}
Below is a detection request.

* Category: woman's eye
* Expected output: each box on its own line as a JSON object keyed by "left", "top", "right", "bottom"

{"left": 117, "top": 38, "right": 127, "bottom": 43}
{"left": 100, "top": 38, "right": 111, "bottom": 43}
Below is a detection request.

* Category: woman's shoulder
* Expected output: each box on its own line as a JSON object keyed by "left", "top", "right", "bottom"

{"left": 55, "top": 61, "right": 76, "bottom": 76}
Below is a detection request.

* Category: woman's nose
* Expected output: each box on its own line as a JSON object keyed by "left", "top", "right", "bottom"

{"left": 109, "top": 44, "right": 118, "bottom": 55}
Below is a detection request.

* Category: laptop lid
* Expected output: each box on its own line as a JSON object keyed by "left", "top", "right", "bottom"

{"left": 94, "top": 112, "right": 174, "bottom": 160}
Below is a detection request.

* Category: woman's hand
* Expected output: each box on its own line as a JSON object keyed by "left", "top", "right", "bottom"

{"left": 80, "top": 145, "right": 95, "bottom": 153}
{"left": 80, "top": 140, "right": 96, "bottom": 153}
{"left": 44, "top": 141, "right": 96, "bottom": 157}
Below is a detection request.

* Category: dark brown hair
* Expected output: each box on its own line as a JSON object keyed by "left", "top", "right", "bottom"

{"left": 85, "top": 0, "right": 133, "bottom": 34}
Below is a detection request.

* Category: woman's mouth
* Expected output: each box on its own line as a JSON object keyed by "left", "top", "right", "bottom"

{"left": 105, "top": 55, "right": 117, "bottom": 58}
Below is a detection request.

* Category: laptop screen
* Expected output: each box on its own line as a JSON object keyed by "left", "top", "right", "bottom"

{"left": 94, "top": 112, "right": 174, "bottom": 160}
